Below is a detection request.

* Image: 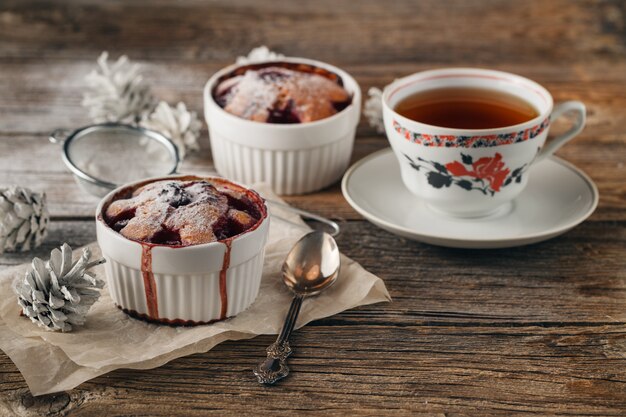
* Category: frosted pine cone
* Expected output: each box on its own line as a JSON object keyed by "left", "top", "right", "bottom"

{"left": 14, "top": 244, "right": 106, "bottom": 332}
{"left": 364, "top": 87, "right": 385, "bottom": 133}
{"left": 82, "top": 51, "right": 155, "bottom": 124}
{"left": 236, "top": 46, "right": 285, "bottom": 64}
{"left": 0, "top": 187, "right": 49, "bottom": 255}
{"left": 141, "top": 101, "right": 202, "bottom": 160}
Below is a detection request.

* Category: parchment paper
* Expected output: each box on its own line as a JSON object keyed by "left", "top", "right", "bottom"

{"left": 0, "top": 185, "right": 390, "bottom": 395}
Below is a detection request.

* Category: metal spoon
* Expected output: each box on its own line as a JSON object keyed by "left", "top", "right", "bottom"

{"left": 254, "top": 231, "right": 341, "bottom": 384}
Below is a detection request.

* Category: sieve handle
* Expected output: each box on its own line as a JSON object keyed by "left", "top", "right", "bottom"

{"left": 266, "top": 199, "right": 340, "bottom": 237}
{"left": 49, "top": 128, "right": 72, "bottom": 144}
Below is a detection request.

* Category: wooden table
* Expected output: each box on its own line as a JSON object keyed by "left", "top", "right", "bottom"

{"left": 1, "top": 0, "right": 625, "bottom": 415}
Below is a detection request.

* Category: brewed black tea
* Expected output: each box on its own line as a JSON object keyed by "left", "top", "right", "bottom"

{"left": 394, "top": 87, "right": 539, "bottom": 129}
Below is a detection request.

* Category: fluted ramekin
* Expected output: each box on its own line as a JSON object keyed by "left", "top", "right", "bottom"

{"left": 204, "top": 57, "right": 362, "bottom": 195}
{"left": 95, "top": 175, "right": 269, "bottom": 325}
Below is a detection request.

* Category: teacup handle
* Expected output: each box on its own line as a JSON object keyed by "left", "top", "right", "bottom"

{"left": 537, "top": 101, "right": 586, "bottom": 162}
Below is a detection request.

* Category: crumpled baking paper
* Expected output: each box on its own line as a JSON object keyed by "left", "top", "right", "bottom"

{"left": 0, "top": 185, "right": 390, "bottom": 395}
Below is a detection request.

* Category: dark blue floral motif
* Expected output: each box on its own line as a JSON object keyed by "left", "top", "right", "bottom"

{"left": 426, "top": 172, "right": 453, "bottom": 188}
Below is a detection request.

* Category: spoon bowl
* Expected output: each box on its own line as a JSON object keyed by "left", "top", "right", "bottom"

{"left": 282, "top": 231, "right": 341, "bottom": 296}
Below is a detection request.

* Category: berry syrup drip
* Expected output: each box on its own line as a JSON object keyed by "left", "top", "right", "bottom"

{"left": 140, "top": 244, "right": 159, "bottom": 319}
{"left": 219, "top": 239, "right": 232, "bottom": 320}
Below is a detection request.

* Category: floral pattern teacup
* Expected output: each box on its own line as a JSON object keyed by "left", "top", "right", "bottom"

{"left": 382, "top": 68, "right": 585, "bottom": 218}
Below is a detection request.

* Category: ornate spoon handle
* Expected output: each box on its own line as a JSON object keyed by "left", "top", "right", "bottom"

{"left": 254, "top": 294, "right": 303, "bottom": 384}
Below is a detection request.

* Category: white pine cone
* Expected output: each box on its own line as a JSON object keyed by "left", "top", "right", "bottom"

{"left": 0, "top": 187, "right": 49, "bottom": 255}
{"left": 236, "top": 46, "right": 285, "bottom": 64}
{"left": 14, "top": 243, "right": 105, "bottom": 332}
{"left": 364, "top": 87, "right": 385, "bottom": 133}
{"left": 82, "top": 51, "right": 155, "bottom": 124}
{"left": 141, "top": 101, "right": 202, "bottom": 160}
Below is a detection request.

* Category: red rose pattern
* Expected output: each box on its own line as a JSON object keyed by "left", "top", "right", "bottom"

{"left": 403, "top": 152, "right": 528, "bottom": 196}
{"left": 446, "top": 153, "right": 511, "bottom": 191}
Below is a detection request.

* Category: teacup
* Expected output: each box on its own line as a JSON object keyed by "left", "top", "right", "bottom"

{"left": 382, "top": 68, "right": 585, "bottom": 218}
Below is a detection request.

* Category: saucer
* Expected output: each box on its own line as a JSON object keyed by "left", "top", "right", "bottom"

{"left": 341, "top": 149, "right": 598, "bottom": 249}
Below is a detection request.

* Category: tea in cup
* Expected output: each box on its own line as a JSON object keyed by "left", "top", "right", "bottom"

{"left": 382, "top": 68, "right": 585, "bottom": 217}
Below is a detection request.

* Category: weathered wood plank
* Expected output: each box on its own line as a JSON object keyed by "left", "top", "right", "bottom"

{"left": 1, "top": 325, "right": 625, "bottom": 416}
{"left": 0, "top": 0, "right": 624, "bottom": 66}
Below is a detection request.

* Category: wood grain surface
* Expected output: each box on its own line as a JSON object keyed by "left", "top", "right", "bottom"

{"left": 0, "top": 0, "right": 625, "bottom": 415}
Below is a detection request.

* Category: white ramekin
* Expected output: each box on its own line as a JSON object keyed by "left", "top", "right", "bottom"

{"left": 204, "top": 57, "right": 362, "bottom": 195}
{"left": 95, "top": 175, "right": 269, "bottom": 325}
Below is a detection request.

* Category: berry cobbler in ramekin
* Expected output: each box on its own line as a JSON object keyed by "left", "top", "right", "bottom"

{"left": 204, "top": 58, "right": 361, "bottom": 195}
{"left": 96, "top": 175, "right": 269, "bottom": 325}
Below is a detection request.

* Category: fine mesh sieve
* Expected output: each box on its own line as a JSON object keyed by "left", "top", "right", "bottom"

{"left": 50, "top": 123, "right": 180, "bottom": 197}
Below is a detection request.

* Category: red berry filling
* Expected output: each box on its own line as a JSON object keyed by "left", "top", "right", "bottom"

{"left": 104, "top": 179, "right": 263, "bottom": 246}
{"left": 213, "top": 62, "right": 352, "bottom": 124}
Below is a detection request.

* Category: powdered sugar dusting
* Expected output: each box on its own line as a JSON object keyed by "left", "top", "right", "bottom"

{"left": 104, "top": 179, "right": 261, "bottom": 246}
{"left": 214, "top": 64, "right": 351, "bottom": 124}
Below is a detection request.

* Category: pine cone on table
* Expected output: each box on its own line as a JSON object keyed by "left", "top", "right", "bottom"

{"left": 364, "top": 87, "right": 385, "bottom": 133}
{"left": 236, "top": 45, "right": 285, "bottom": 64}
{"left": 14, "top": 243, "right": 106, "bottom": 332}
{"left": 141, "top": 101, "right": 202, "bottom": 160}
{"left": 82, "top": 51, "right": 155, "bottom": 124}
{"left": 0, "top": 186, "right": 49, "bottom": 255}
